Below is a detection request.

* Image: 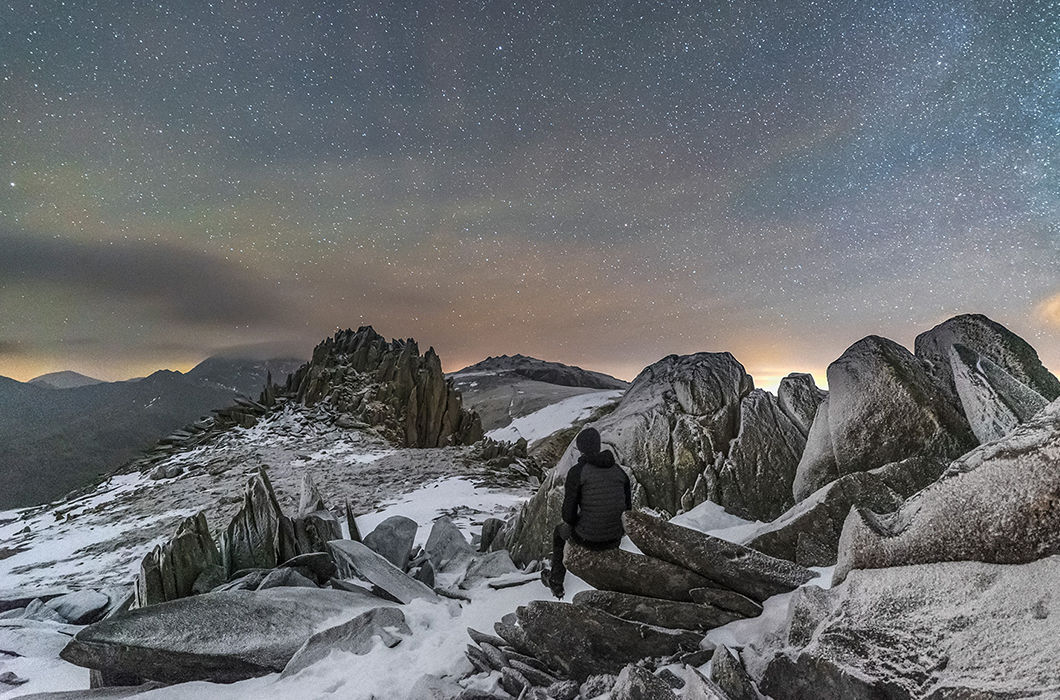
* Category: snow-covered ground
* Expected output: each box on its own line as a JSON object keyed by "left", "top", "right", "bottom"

{"left": 486, "top": 389, "right": 623, "bottom": 445}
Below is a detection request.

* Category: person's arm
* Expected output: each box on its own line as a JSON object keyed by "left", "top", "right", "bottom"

{"left": 623, "top": 470, "right": 632, "bottom": 510}
{"left": 562, "top": 463, "right": 583, "bottom": 525}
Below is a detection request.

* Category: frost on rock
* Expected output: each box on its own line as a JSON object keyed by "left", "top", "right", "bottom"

{"left": 949, "top": 342, "right": 1048, "bottom": 445}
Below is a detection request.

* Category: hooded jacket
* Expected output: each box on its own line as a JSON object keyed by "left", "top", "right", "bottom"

{"left": 562, "top": 448, "right": 632, "bottom": 546}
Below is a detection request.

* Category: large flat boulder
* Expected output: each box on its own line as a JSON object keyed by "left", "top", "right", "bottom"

{"left": 515, "top": 600, "right": 704, "bottom": 682}
{"left": 757, "top": 558, "right": 1060, "bottom": 699}
{"left": 834, "top": 397, "right": 1060, "bottom": 583}
{"left": 562, "top": 541, "right": 712, "bottom": 602}
{"left": 793, "top": 336, "right": 974, "bottom": 501}
{"left": 623, "top": 510, "right": 814, "bottom": 602}
{"left": 327, "top": 539, "right": 440, "bottom": 604}
{"left": 60, "top": 587, "right": 389, "bottom": 684}
{"left": 572, "top": 590, "right": 745, "bottom": 632}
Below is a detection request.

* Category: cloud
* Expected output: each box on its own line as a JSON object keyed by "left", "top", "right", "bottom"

{"left": 1036, "top": 293, "right": 1060, "bottom": 327}
{"left": 0, "top": 340, "right": 29, "bottom": 356}
{"left": 0, "top": 227, "right": 290, "bottom": 326}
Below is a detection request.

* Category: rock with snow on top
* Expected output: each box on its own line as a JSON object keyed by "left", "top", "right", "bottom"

{"left": 458, "top": 550, "right": 519, "bottom": 589}
{"left": 280, "top": 605, "right": 408, "bottom": 677}
{"left": 406, "top": 674, "right": 466, "bottom": 700}
{"left": 44, "top": 590, "right": 111, "bottom": 625}
{"left": 327, "top": 539, "right": 441, "bottom": 604}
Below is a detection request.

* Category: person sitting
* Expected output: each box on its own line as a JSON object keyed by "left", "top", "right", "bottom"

{"left": 542, "top": 426, "right": 631, "bottom": 598}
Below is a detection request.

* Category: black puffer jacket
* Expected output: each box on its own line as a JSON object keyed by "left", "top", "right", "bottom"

{"left": 562, "top": 449, "right": 632, "bottom": 546}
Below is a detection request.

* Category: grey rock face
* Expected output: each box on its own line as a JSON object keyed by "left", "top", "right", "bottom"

{"left": 458, "top": 550, "right": 519, "bottom": 589}
{"left": 136, "top": 511, "right": 221, "bottom": 607}
{"left": 748, "top": 471, "right": 904, "bottom": 567}
{"left": 623, "top": 510, "right": 814, "bottom": 602}
{"left": 562, "top": 541, "right": 712, "bottom": 602}
{"left": 256, "top": 567, "right": 318, "bottom": 590}
{"left": 687, "top": 587, "right": 762, "bottom": 617}
{"left": 712, "top": 389, "right": 806, "bottom": 521}
{"left": 710, "top": 646, "right": 757, "bottom": 700}
{"left": 296, "top": 472, "right": 327, "bottom": 517}
{"left": 363, "top": 515, "right": 419, "bottom": 571}
{"left": 915, "top": 313, "right": 1060, "bottom": 403}
{"left": 793, "top": 336, "right": 974, "bottom": 501}
{"left": 777, "top": 372, "right": 827, "bottom": 437}
{"left": 425, "top": 516, "right": 475, "bottom": 573}
{"left": 44, "top": 590, "right": 111, "bottom": 625}
{"left": 758, "top": 558, "right": 1060, "bottom": 700}
{"left": 572, "top": 590, "right": 744, "bottom": 632}
{"left": 612, "top": 664, "right": 678, "bottom": 700}
{"left": 60, "top": 587, "right": 390, "bottom": 684}
{"left": 326, "top": 539, "right": 440, "bottom": 604}
{"left": 515, "top": 601, "right": 703, "bottom": 682}
{"left": 834, "top": 397, "right": 1060, "bottom": 584}
{"left": 949, "top": 343, "right": 1048, "bottom": 444}
{"left": 219, "top": 469, "right": 298, "bottom": 577}
{"left": 280, "top": 606, "right": 408, "bottom": 677}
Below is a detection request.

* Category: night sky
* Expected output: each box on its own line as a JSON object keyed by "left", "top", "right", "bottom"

{"left": 1, "top": 1, "right": 1057, "bottom": 388}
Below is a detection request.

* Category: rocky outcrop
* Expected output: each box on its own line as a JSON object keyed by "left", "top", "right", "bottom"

{"left": 219, "top": 468, "right": 299, "bottom": 576}
{"left": 792, "top": 336, "right": 974, "bottom": 501}
{"left": 948, "top": 343, "right": 1048, "bottom": 444}
{"left": 453, "top": 354, "right": 630, "bottom": 391}
{"left": 135, "top": 511, "right": 222, "bottom": 607}
{"left": 834, "top": 397, "right": 1060, "bottom": 584}
{"left": 777, "top": 373, "right": 827, "bottom": 437}
{"left": 60, "top": 587, "right": 392, "bottom": 684}
{"left": 755, "top": 557, "right": 1060, "bottom": 699}
{"left": 915, "top": 313, "right": 1060, "bottom": 403}
{"left": 624, "top": 511, "right": 814, "bottom": 602}
{"left": 281, "top": 326, "right": 483, "bottom": 447}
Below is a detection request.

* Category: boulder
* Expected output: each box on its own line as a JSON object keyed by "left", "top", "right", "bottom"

{"left": 777, "top": 373, "right": 827, "bottom": 437}
{"left": 407, "top": 674, "right": 465, "bottom": 700}
{"left": 790, "top": 396, "right": 839, "bottom": 503}
{"left": 612, "top": 664, "right": 678, "bottom": 700}
{"left": 581, "top": 674, "right": 620, "bottom": 699}
{"left": 22, "top": 598, "right": 67, "bottom": 623}
{"left": 458, "top": 550, "right": 519, "bottom": 589}
{"left": 256, "top": 567, "right": 318, "bottom": 590}
{"left": 686, "top": 587, "right": 762, "bottom": 618}
{"left": 515, "top": 600, "right": 704, "bottom": 682}
{"left": 425, "top": 517, "right": 474, "bottom": 573}
{"left": 326, "top": 539, "right": 440, "bottom": 604}
{"left": 563, "top": 541, "right": 713, "bottom": 602}
{"left": 834, "top": 397, "right": 1060, "bottom": 583}
{"left": 135, "top": 511, "right": 221, "bottom": 607}
{"left": 280, "top": 606, "right": 408, "bottom": 677}
{"left": 572, "top": 590, "right": 745, "bottom": 632}
{"left": 793, "top": 336, "right": 974, "bottom": 501}
{"left": 479, "top": 517, "right": 505, "bottom": 553}
{"left": 292, "top": 509, "right": 343, "bottom": 554}
{"left": 44, "top": 590, "right": 111, "bottom": 625}
{"left": 747, "top": 471, "right": 903, "bottom": 567}
{"left": 0, "top": 588, "right": 70, "bottom": 613}
{"left": 949, "top": 343, "right": 1048, "bottom": 444}
{"left": 710, "top": 645, "right": 757, "bottom": 700}
{"left": 60, "top": 587, "right": 391, "bottom": 684}
{"left": 278, "top": 552, "right": 338, "bottom": 585}
{"left": 219, "top": 469, "right": 299, "bottom": 577}
{"left": 914, "top": 313, "right": 1060, "bottom": 403}
{"left": 0, "top": 618, "right": 80, "bottom": 658}
{"left": 623, "top": 510, "right": 814, "bottom": 602}
{"left": 297, "top": 472, "right": 327, "bottom": 517}
{"left": 363, "top": 515, "right": 419, "bottom": 571}
{"left": 758, "top": 557, "right": 1060, "bottom": 699}
{"left": 345, "top": 499, "right": 362, "bottom": 542}
{"left": 710, "top": 389, "right": 806, "bottom": 521}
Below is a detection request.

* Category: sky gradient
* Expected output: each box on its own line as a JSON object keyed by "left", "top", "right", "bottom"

{"left": 1, "top": 1, "right": 1058, "bottom": 389}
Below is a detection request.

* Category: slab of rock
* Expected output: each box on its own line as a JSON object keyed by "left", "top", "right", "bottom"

{"left": 44, "top": 590, "right": 111, "bottom": 625}
{"left": 793, "top": 336, "right": 974, "bottom": 501}
{"left": 22, "top": 598, "right": 70, "bottom": 623}
{"left": 219, "top": 469, "right": 299, "bottom": 577}
{"left": 710, "top": 645, "right": 757, "bottom": 700}
{"left": 563, "top": 540, "right": 712, "bottom": 602}
{"left": 292, "top": 509, "right": 343, "bottom": 555}
{"left": 297, "top": 472, "right": 327, "bottom": 517}
{"left": 572, "top": 590, "right": 744, "bottom": 632}
{"left": 479, "top": 517, "right": 505, "bottom": 553}
{"left": 60, "top": 587, "right": 390, "bottom": 684}
{"left": 709, "top": 388, "right": 806, "bottom": 521}
{"left": 0, "top": 618, "right": 79, "bottom": 657}
{"left": 612, "top": 664, "right": 678, "bottom": 700}
{"left": 345, "top": 499, "right": 362, "bottom": 542}
{"left": 136, "top": 511, "right": 221, "bottom": 607}
{"left": 327, "top": 539, "right": 440, "bottom": 604}
{"left": 834, "top": 397, "right": 1060, "bottom": 583}
{"left": 623, "top": 510, "right": 814, "bottom": 602}
{"left": 777, "top": 373, "right": 827, "bottom": 437}
{"left": 687, "top": 587, "right": 762, "bottom": 617}
{"left": 790, "top": 395, "right": 839, "bottom": 503}
{"left": 278, "top": 552, "right": 337, "bottom": 585}
{"left": 758, "top": 557, "right": 1060, "bottom": 700}
{"left": 0, "top": 588, "right": 70, "bottom": 613}
{"left": 515, "top": 600, "right": 704, "bottom": 682}
{"left": 915, "top": 313, "right": 1060, "bottom": 403}
{"left": 257, "top": 568, "right": 318, "bottom": 590}
{"left": 458, "top": 550, "right": 519, "bottom": 589}
{"left": 363, "top": 515, "right": 419, "bottom": 571}
{"left": 747, "top": 471, "right": 903, "bottom": 567}
{"left": 949, "top": 343, "right": 1048, "bottom": 444}
{"left": 280, "top": 606, "right": 407, "bottom": 677}
{"left": 425, "top": 516, "right": 475, "bottom": 573}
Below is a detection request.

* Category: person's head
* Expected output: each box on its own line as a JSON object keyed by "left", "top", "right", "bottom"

{"left": 575, "top": 427, "right": 601, "bottom": 456}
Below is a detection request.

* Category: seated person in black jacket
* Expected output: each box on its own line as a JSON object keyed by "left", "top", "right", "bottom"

{"left": 542, "top": 426, "right": 631, "bottom": 598}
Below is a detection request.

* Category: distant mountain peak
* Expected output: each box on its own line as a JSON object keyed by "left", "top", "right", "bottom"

{"left": 27, "top": 370, "right": 104, "bottom": 389}
{"left": 452, "top": 354, "right": 629, "bottom": 390}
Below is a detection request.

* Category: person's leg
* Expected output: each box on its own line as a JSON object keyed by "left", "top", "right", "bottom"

{"left": 543, "top": 523, "right": 570, "bottom": 597}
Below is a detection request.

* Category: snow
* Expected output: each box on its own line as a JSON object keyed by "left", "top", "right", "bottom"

{"left": 486, "top": 389, "right": 623, "bottom": 444}
{"left": 0, "top": 652, "right": 89, "bottom": 697}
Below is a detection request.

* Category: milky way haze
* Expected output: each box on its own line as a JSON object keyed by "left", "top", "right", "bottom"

{"left": 1, "top": 1, "right": 1057, "bottom": 387}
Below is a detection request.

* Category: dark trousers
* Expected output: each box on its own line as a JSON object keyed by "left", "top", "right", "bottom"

{"left": 550, "top": 523, "right": 621, "bottom": 584}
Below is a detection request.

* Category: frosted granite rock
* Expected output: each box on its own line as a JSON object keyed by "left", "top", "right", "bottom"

{"left": 777, "top": 372, "right": 827, "bottom": 437}
{"left": 948, "top": 343, "right": 1047, "bottom": 444}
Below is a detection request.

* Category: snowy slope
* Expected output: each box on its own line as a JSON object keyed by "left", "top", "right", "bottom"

{"left": 486, "top": 389, "right": 624, "bottom": 445}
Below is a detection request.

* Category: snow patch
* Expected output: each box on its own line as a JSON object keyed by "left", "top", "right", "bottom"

{"left": 486, "top": 390, "right": 623, "bottom": 444}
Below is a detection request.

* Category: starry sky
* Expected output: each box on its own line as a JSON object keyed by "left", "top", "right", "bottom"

{"left": 1, "top": 1, "right": 1058, "bottom": 389}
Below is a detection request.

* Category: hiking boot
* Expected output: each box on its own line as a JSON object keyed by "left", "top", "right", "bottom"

{"left": 540, "top": 567, "right": 564, "bottom": 599}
